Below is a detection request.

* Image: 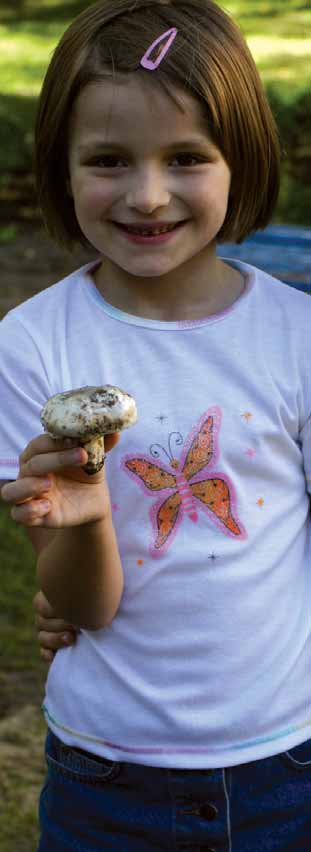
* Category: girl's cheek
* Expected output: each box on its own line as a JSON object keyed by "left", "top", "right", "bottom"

{"left": 81, "top": 183, "right": 116, "bottom": 208}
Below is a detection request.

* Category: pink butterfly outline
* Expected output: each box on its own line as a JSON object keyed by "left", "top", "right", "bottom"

{"left": 121, "top": 406, "right": 247, "bottom": 558}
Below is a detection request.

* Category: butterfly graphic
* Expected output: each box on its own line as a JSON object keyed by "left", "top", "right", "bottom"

{"left": 122, "top": 406, "right": 247, "bottom": 558}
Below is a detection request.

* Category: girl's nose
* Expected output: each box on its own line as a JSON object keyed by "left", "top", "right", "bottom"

{"left": 126, "top": 169, "right": 171, "bottom": 211}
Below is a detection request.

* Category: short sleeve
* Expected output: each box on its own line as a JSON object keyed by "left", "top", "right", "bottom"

{"left": 300, "top": 413, "right": 311, "bottom": 496}
{"left": 0, "top": 314, "right": 52, "bottom": 481}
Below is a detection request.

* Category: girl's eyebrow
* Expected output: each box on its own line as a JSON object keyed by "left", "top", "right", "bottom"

{"left": 77, "top": 137, "right": 214, "bottom": 154}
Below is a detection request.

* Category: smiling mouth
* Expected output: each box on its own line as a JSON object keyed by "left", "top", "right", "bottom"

{"left": 113, "top": 221, "right": 188, "bottom": 236}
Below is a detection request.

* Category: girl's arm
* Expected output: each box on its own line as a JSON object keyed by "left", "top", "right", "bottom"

{"left": 1, "top": 432, "right": 124, "bottom": 631}
{"left": 36, "top": 515, "right": 123, "bottom": 630}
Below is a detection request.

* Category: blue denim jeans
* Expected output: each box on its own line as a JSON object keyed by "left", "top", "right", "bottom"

{"left": 37, "top": 729, "right": 311, "bottom": 851}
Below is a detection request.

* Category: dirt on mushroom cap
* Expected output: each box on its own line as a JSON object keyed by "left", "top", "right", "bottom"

{"left": 40, "top": 385, "right": 138, "bottom": 439}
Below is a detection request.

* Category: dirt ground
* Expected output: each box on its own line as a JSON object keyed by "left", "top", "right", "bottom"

{"left": 0, "top": 223, "right": 95, "bottom": 320}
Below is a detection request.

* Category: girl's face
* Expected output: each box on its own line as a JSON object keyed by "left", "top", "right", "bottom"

{"left": 67, "top": 75, "right": 232, "bottom": 283}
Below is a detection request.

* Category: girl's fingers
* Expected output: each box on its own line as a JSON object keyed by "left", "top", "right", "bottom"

{"left": 35, "top": 613, "right": 77, "bottom": 633}
{"left": 33, "top": 591, "right": 77, "bottom": 660}
{"left": 38, "top": 629, "right": 76, "bottom": 650}
{"left": 1, "top": 434, "right": 121, "bottom": 504}
{"left": 20, "top": 446, "right": 87, "bottom": 478}
{"left": 19, "top": 435, "right": 80, "bottom": 465}
{"left": 33, "top": 590, "right": 55, "bottom": 618}
{"left": 17, "top": 433, "right": 87, "bottom": 478}
{"left": 40, "top": 649, "right": 55, "bottom": 664}
{"left": 11, "top": 499, "right": 52, "bottom": 525}
{"left": 19, "top": 432, "right": 120, "bottom": 471}
{"left": 1, "top": 476, "right": 53, "bottom": 505}
{"left": 102, "top": 432, "right": 120, "bottom": 452}
{"left": 1, "top": 433, "right": 121, "bottom": 511}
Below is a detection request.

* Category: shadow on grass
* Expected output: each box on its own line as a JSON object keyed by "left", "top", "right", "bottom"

{"left": 1, "top": 0, "right": 310, "bottom": 25}
{"left": 257, "top": 55, "right": 311, "bottom": 97}
{"left": 0, "top": 0, "right": 87, "bottom": 25}
{"left": 0, "top": 94, "right": 37, "bottom": 172}
{"left": 229, "top": 0, "right": 310, "bottom": 37}
{"left": 227, "top": 0, "right": 310, "bottom": 16}
{"left": 0, "top": 501, "right": 44, "bottom": 719}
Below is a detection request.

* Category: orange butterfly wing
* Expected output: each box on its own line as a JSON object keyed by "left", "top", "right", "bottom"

{"left": 182, "top": 415, "right": 215, "bottom": 481}
{"left": 191, "top": 478, "right": 242, "bottom": 536}
{"left": 124, "top": 457, "right": 181, "bottom": 552}
{"left": 125, "top": 458, "right": 176, "bottom": 490}
{"left": 153, "top": 491, "right": 182, "bottom": 549}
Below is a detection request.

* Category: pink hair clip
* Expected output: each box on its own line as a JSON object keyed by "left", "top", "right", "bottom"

{"left": 140, "top": 27, "right": 178, "bottom": 71}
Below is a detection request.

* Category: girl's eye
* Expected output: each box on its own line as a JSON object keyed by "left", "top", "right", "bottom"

{"left": 172, "top": 153, "right": 204, "bottom": 167}
{"left": 91, "top": 154, "right": 123, "bottom": 169}
{"left": 88, "top": 153, "right": 205, "bottom": 168}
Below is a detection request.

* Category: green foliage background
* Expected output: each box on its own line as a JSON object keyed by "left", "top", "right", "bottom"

{"left": 0, "top": 0, "right": 310, "bottom": 228}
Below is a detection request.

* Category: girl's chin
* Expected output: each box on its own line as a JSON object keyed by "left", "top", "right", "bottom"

{"left": 95, "top": 249, "right": 183, "bottom": 275}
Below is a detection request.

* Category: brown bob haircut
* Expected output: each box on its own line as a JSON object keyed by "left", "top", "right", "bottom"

{"left": 35, "top": 0, "right": 281, "bottom": 250}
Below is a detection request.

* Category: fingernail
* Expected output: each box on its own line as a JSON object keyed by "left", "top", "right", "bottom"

{"left": 62, "top": 633, "right": 72, "bottom": 645}
{"left": 41, "top": 649, "right": 53, "bottom": 662}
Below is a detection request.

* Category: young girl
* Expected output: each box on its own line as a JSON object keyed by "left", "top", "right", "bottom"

{"left": 1, "top": 0, "right": 311, "bottom": 849}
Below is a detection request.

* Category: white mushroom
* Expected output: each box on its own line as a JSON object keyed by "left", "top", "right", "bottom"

{"left": 40, "top": 385, "right": 138, "bottom": 474}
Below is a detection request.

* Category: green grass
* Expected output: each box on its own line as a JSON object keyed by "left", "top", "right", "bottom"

{"left": 0, "top": 0, "right": 310, "bottom": 227}
{"left": 227, "top": 0, "right": 310, "bottom": 100}
{"left": 0, "top": 503, "right": 47, "bottom": 852}
{"left": 0, "top": 504, "right": 42, "bottom": 696}
{"left": 0, "top": 24, "right": 60, "bottom": 97}
{"left": 228, "top": 0, "right": 310, "bottom": 36}
{"left": 0, "top": 0, "right": 310, "bottom": 226}
{"left": 0, "top": 704, "right": 46, "bottom": 852}
{"left": 1, "top": 0, "right": 310, "bottom": 100}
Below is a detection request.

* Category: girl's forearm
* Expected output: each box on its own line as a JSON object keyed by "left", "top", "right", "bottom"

{"left": 37, "top": 514, "right": 124, "bottom": 630}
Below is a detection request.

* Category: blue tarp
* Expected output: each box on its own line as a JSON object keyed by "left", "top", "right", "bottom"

{"left": 218, "top": 224, "right": 311, "bottom": 294}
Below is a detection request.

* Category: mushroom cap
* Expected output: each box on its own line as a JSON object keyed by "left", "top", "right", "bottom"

{"left": 40, "top": 385, "right": 138, "bottom": 439}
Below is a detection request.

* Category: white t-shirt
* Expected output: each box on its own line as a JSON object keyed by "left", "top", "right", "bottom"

{"left": 0, "top": 258, "right": 311, "bottom": 769}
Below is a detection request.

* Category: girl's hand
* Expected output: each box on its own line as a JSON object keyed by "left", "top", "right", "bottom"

{"left": 1, "top": 432, "right": 120, "bottom": 528}
{"left": 33, "top": 590, "right": 78, "bottom": 663}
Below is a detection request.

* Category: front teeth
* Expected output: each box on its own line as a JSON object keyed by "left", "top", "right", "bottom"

{"left": 129, "top": 224, "right": 177, "bottom": 236}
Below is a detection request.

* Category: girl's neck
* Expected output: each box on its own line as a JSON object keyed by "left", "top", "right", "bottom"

{"left": 92, "top": 253, "right": 245, "bottom": 322}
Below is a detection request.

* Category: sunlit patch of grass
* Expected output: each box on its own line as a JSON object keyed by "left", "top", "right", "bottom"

{"left": 247, "top": 35, "right": 311, "bottom": 56}
{"left": 0, "top": 25, "right": 61, "bottom": 95}
{"left": 0, "top": 5, "right": 310, "bottom": 99}
{"left": 225, "top": 0, "right": 311, "bottom": 39}
{"left": 246, "top": 36, "right": 311, "bottom": 98}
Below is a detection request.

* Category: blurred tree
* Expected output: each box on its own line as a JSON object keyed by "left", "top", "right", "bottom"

{"left": 0, "top": 0, "right": 25, "bottom": 11}
{"left": 0, "top": 0, "right": 89, "bottom": 23}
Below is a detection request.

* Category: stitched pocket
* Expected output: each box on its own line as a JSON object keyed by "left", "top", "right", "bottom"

{"left": 45, "top": 731, "right": 120, "bottom": 786}
{"left": 280, "top": 738, "right": 311, "bottom": 771}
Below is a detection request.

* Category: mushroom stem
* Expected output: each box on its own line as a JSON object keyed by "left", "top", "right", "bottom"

{"left": 80, "top": 436, "right": 105, "bottom": 475}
